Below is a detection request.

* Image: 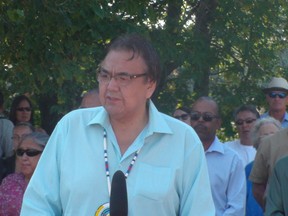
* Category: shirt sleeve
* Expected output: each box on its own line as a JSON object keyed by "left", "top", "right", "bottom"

{"left": 179, "top": 130, "right": 215, "bottom": 216}
{"left": 249, "top": 140, "right": 269, "bottom": 184}
{"left": 223, "top": 155, "right": 246, "bottom": 216}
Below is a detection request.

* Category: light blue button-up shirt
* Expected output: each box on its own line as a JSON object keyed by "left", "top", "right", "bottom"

{"left": 261, "top": 112, "right": 288, "bottom": 128}
{"left": 206, "top": 137, "right": 246, "bottom": 216}
{"left": 20, "top": 101, "right": 215, "bottom": 216}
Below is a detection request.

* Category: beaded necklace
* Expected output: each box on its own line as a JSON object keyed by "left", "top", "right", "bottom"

{"left": 103, "top": 129, "right": 142, "bottom": 195}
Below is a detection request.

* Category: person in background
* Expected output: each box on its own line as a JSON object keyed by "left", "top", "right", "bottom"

{"left": 79, "top": 88, "right": 102, "bottom": 108}
{"left": 265, "top": 155, "right": 288, "bottom": 215}
{"left": 245, "top": 117, "right": 281, "bottom": 216}
{"left": 20, "top": 34, "right": 215, "bottom": 215}
{"left": 9, "top": 95, "right": 34, "bottom": 126}
{"left": 173, "top": 106, "right": 191, "bottom": 125}
{"left": 0, "top": 132, "right": 49, "bottom": 216}
{"left": 1, "top": 122, "right": 35, "bottom": 181}
{"left": 190, "top": 96, "right": 246, "bottom": 216}
{"left": 261, "top": 77, "right": 288, "bottom": 128}
{"left": 0, "top": 91, "right": 14, "bottom": 183}
{"left": 11, "top": 122, "right": 36, "bottom": 173}
{"left": 249, "top": 127, "right": 288, "bottom": 210}
{"left": 224, "top": 105, "right": 260, "bottom": 167}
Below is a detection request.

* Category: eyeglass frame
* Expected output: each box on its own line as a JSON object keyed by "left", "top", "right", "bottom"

{"left": 16, "top": 107, "right": 32, "bottom": 112}
{"left": 190, "top": 111, "right": 219, "bottom": 122}
{"left": 97, "top": 66, "right": 147, "bottom": 86}
{"left": 16, "top": 148, "right": 43, "bottom": 157}
{"left": 174, "top": 113, "right": 190, "bottom": 121}
{"left": 235, "top": 118, "right": 256, "bottom": 126}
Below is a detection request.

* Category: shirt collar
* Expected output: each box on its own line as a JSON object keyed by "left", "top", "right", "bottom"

{"left": 206, "top": 136, "right": 225, "bottom": 154}
{"left": 87, "top": 100, "right": 173, "bottom": 137}
{"left": 262, "top": 111, "right": 288, "bottom": 122}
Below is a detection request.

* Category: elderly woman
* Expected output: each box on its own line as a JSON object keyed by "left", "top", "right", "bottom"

{"left": 0, "top": 132, "right": 49, "bottom": 216}
{"left": 245, "top": 117, "right": 281, "bottom": 216}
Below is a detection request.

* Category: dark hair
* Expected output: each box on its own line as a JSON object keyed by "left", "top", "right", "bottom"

{"left": 233, "top": 104, "right": 260, "bottom": 120}
{"left": 106, "top": 33, "right": 161, "bottom": 86}
{"left": 175, "top": 106, "right": 191, "bottom": 114}
{"left": 9, "top": 95, "right": 34, "bottom": 125}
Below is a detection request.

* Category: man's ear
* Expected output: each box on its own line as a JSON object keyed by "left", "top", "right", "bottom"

{"left": 146, "top": 81, "right": 156, "bottom": 99}
{"left": 216, "top": 118, "right": 222, "bottom": 130}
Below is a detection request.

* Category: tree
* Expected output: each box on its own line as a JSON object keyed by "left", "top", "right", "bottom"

{"left": 1, "top": 0, "right": 288, "bottom": 137}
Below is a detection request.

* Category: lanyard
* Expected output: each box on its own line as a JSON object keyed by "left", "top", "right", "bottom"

{"left": 103, "top": 129, "right": 142, "bottom": 195}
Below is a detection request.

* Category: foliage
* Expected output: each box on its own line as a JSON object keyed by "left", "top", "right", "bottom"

{"left": 1, "top": 0, "right": 288, "bottom": 137}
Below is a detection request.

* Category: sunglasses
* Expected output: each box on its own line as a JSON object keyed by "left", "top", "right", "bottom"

{"left": 235, "top": 118, "right": 256, "bottom": 126}
{"left": 190, "top": 111, "right": 218, "bottom": 122}
{"left": 16, "top": 149, "right": 43, "bottom": 157}
{"left": 268, "top": 92, "right": 287, "bottom": 99}
{"left": 16, "top": 107, "right": 32, "bottom": 112}
{"left": 174, "top": 113, "right": 190, "bottom": 120}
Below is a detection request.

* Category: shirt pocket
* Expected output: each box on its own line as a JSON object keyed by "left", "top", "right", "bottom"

{"left": 133, "top": 162, "right": 173, "bottom": 200}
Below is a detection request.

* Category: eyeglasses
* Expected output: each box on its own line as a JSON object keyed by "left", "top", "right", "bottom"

{"left": 97, "top": 67, "right": 147, "bottom": 86}
{"left": 174, "top": 113, "right": 190, "bottom": 121}
{"left": 190, "top": 111, "right": 218, "bottom": 122}
{"left": 16, "top": 107, "right": 31, "bottom": 112}
{"left": 235, "top": 118, "right": 256, "bottom": 126}
{"left": 268, "top": 92, "right": 287, "bottom": 99}
{"left": 16, "top": 149, "right": 43, "bottom": 157}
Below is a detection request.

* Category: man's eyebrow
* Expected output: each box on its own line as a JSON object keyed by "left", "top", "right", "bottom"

{"left": 99, "top": 67, "right": 109, "bottom": 73}
{"left": 100, "top": 67, "right": 130, "bottom": 75}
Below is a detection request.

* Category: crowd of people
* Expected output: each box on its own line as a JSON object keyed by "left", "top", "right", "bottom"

{"left": 174, "top": 76, "right": 288, "bottom": 215}
{"left": 0, "top": 87, "right": 102, "bottom": 215}
{"left": 1, "top": 33, "right": 288, "bottom": 215}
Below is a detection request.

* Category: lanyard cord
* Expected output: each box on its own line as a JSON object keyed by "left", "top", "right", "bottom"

{"left": 103, "top": 129, "right": 142, "bottom": 195}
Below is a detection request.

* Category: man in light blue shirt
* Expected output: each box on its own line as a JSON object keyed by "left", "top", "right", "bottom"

{"left": 190, "top": 96, "right": 246, "bottom": 216}
{"left": 261, "top": 77, "right": 288, "bottom": 128}
{"left": 20, "top": 34, "right": 215, "bottom": 215}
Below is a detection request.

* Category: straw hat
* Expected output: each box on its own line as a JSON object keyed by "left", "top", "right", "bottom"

{"left": 262, "top": 77, "right": 288, "bottom": 93}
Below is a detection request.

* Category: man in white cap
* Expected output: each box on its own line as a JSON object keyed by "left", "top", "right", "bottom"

{"left": 261, "top": 77, "right": 288, "bottom": 128}
{"left": 249, "top": 77, "right": 288, "bottom": 210}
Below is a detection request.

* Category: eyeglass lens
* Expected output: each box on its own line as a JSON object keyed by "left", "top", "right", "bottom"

{"left": 268, "top": 92, "right": 287, "bottom": 99}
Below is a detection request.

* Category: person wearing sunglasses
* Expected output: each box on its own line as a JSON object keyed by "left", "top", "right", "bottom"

{"left": 173, "top": 106, "right": 191, "bottom": 125}
{"left": 20, "top": 34, "right": 215, "bottom": 216}
{"left": 262, "top": 77, "right": 288, "bottom": 128}
{"left": 0, "top": 132, "right": 49, "bottom": 216}
{"left": 190, "top": 96, "right": 246, "bottom": 216}
{"left": 9, "top": 95, "right": 34, "bottom": 126}
{"left": 224, "top": 105, "right": 260, "bottom": 167}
